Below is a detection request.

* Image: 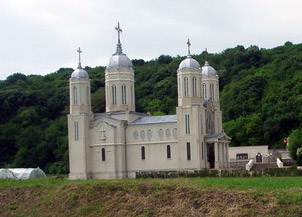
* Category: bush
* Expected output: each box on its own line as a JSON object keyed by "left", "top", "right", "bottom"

{"left": 45, "top": 161, "right": 69, "bottom": 175}
{"left": 136, "top": 168, "right": 302, "bottom": 179}
{"left": 296, "top": 148, "right": 302, "bottom": 166}
{"left": 288, "top": 128, "right": 302, "bottom": 162}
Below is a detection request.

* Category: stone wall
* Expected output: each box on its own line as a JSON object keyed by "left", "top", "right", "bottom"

{"left": 229, "top": 161, "right": 249, "bottom": 169}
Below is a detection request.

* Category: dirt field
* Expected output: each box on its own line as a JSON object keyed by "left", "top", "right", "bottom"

{"left": 1, "top": 177, "right": 302, "bottom": 217}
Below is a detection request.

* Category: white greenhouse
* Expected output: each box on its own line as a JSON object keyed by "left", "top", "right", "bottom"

{"left": 0, "top": 168, "right": 46, "bottom": 180}
{"left": 0, "top": 169, "right": 17, "bottom": 179}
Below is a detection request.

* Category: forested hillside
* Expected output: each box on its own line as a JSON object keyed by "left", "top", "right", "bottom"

{"left": 1, "top": 41, "right": 302, "bottom": 173}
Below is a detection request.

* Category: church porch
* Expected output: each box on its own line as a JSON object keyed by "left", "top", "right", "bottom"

{"left": 204, "top": 132, "right": 231, "bottom": 169}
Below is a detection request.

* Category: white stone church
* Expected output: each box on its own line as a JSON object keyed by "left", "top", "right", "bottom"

{"left": 68, "top": 23, "right": 231, "bottom": 179}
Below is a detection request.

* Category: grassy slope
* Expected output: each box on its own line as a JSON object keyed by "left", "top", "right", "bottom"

{"left": 1, "top": 177, "right": 302, "bottom": 217}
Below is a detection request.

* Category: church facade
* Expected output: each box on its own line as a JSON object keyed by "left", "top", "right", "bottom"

{"left": 68, "top": 24, "right": 231, "bottom": 179}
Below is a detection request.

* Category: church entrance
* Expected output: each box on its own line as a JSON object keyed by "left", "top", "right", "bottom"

{"left": 256, "top": 153, "right": 262, "bottom": 163}
{"left": 207, "top": 143, "right": 215, "bottom": 169}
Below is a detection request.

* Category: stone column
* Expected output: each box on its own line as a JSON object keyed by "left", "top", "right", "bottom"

{"left": 221, "top": 143, "right": 225, "bottom": 168}
{"left": 204, "top": 143, "right": 208, "bottom": 169}
{"left": 219, "top": 143, "right": 223, "bottom": 168}
{"left": 202, "top": 143, "right": 206, "bottom": 169}
{"left": 224, "top": 143, "right": 227, "bottom": 168}
{"left": 214, "top": 142, "right": 219, "bottom": 169}
{"left": 226, "top": 143, "right": 229, "bottom": 168}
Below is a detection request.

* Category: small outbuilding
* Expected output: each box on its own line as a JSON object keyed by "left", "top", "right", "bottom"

{"left": 0, "top": 169, "right": 17, "bottom": 179}
{"left": 0, "top": 168, "right": 46, "bottom": 180}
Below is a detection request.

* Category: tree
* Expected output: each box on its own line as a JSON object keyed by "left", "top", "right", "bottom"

{"left": 288, "top": 128, "right": 302, "bottom": 162}
{"left": 158, "top": 55, "right": 172, "bottom": 64}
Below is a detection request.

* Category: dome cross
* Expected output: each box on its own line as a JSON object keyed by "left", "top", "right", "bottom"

{"left": 114, "top": 22, "right": 123, "bottom": 54}
{"left": 187, "top": 39, "right": 191, "bottom": 56}
{"left": 77, "top": 47, "right": 82, "bottom": 69}
{"left": 205, "top": 48, "right": 208, "bottom": 61}
{"left": 115, "top": 22, "right": 123, "bottom": 43}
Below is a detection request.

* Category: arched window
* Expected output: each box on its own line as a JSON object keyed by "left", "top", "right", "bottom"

{"left": 178, "top": 78, "right": 180, "bottom": 94}
{"left": 86, "top": 86, "right": 89, "bottom": 104}
{"left": 167, "top": 145, "right": 171, "bottom": 159}
{"left": 202, "top": 83, "right": 207, "bottom": 98}
{"left": 187, "top": 142, "right": 191, "bottom": 160}
{"left": 101, "top": 148, "right": 106, "bottom": 161}
{"left": 185, "top": 114, "right": 190, "bottom": 134}
{"left": 184, "top": 77, "right": 189, "bottom": 96}
{"left": 131, "top": 85, "right": 133, "bottom": 105}
{"left": 192, "top": 77, "right": 197, "bottom": 96}
{"left": 201, "top": 142, "right": 204, "bottom": 160}
{"left": 112, "top": 85, "right": 116, "bottom": 105}
{"left": 74, "top": 121, "right": 79, "bottom": 141}
{"left": 73, "top": 86, "right": 77, "bottom": 104}
{"left": 141, "top": 146, "right": 145, "bottom": 160}
{"left": 200, "top": 115, "right": 203, "bottom": 134}
{"left": 122, "top": 84, "right": 126, "bottom": 104}
{"left": 216, "top": 83, "right": 219, "bottom": 100}
{"left": 210, "top": 83, "right": 214, "bottom": 100}
{"left": 199, "top": 77, "right": 202, "bottom": 97}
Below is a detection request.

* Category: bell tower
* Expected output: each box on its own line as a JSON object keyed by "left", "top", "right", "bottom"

{"left": 201, "top": 51, "right": 221, "bottom": 133}
{"left": 176, "top": 40, "right": 206, "bottom": 170}
{"left": 68, "top": 48, "right": 92, "bottom": 180}
{"left": 105, "top": 22, "right": 135, "bottom": 112}
{"left": 69, "top": 47, "right": 91, "bottom": 115}
{"left": 177, "top": 39, "right": 202, "bottom": 107}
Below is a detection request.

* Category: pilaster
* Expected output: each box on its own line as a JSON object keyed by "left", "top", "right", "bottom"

{"left": 214, "top": 142, "right": 219, "bottom": 169}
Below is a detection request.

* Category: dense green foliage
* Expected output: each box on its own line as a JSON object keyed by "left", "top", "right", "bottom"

{"left": 1, "top": 41, "right": 302, "bottom": 172}
{"left": 0, "top": 67, "right": 105, "bottom": 173}
{"left": 288, "top": 128, "right": 302, "bottom": 165}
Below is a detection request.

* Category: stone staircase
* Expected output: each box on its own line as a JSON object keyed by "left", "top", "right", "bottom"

{"left": 251, "top": 162, "right": 278, "bottom": 171}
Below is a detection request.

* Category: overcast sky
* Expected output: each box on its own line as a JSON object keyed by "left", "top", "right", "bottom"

{"left": 1, "top": 0, "right": 302, "bottom": 80}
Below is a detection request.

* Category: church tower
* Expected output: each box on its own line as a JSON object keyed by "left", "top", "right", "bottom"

{"left": 105, "top": 22, "right": 135, "bottom": 112}
{"left": 176, "top": 40, "right": 206, "bottom": 170}
{"left": 201, "top": 51, "right": 222, "bottom": 134}
{"left": 177, "top": 39, "right": 202, "bottom": 106}
{"left": 69, "top": 48, "right": 91, "bottom": 115}
{"left": 68, "top": 48, "right": 92, "bottom": 179}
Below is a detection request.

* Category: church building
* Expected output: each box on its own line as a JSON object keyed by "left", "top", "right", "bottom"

{"left": 68, "top": 23, "right": 231, "bottom": 179}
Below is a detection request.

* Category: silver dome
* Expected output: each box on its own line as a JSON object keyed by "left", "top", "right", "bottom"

{"left": 178, "top": 56, "right": 200, "bottom": 70}
{"left": 107, "top": 53, "right": 133, "bottom": 69}
{"left": 202, "top": 61, "right": 217, "bottom": 76}
{"left": 71, "top": 64, "right": 89, "bottom": 79}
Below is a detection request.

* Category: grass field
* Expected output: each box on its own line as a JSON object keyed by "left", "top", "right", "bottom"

{"left": 1, "top": 177, "right": 302, "bottom": 216}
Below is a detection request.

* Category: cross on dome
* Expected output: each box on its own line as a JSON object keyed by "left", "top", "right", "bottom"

{"left": 115, "top": 22, "right": 122, "bottom": 43}
{"left": 77, "top": 47, "right": 82, "bottom": 69}
{"left": 115, "top": 22, "right": 123, "bottom": 54}
{"left": 205, "top": 48, "right": 208, "bottom": 61}
{"left": 187, "top": 39, "right": 191, "bottom": 56}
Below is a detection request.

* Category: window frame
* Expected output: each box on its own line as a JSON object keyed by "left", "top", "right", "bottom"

{"left": 73, "top": 86, "right": 78, "bottom": 104}
{"left": 141, "top": 146, "right": 145, "bottom": 160}
{"left": 167, "top": 145, "right": 171, "bottom": 159}
{"left": 112, "top": 84, "right": 117, "bottom": 105}
{"left": 101, "top": 148, "right": 106, "bottom": 161}
{"left": 186, "top": 142, "right": 191, "bottom": 160}
{"left": 74, "top": 121, "right": 79, "bottom": 141}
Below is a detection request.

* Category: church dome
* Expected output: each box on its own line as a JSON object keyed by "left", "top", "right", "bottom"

{"left": 179, "top": 56, "right": 200, "bottom": 70}
{"left": 107, "top": 22, "right": 133, "bottom": 70}
{"left": 178, "top": 39, "right": 200, "bottom": 70}
{"left": 71, "top": 66, "right": 89, "bottom": 79}
{"left": 107, "top": 53, "right": 133, "bottom": 69}
{"left": 202, "top": 61, "right": 217, "bottom": 76}
{"left": 71, "top": 47, "right": 89, "bottom": 79}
